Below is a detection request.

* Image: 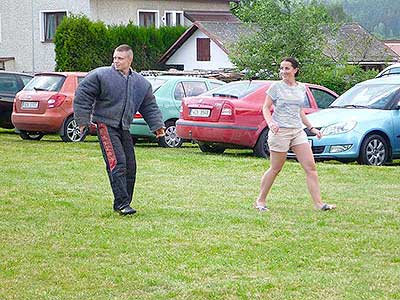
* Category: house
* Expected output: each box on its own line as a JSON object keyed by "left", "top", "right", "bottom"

{"left": 160, "top": 21, "right": 400, "bottom": 72}
{"left": 384, "top": 40, "right": 400, "bottom": 57}
{"left": 0, "top": 0, "right": 237, "bottom": 73}
{"left": 324, "top": 23, "right": 400, "bottom": 70}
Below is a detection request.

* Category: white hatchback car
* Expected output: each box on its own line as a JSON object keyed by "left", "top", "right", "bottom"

{"left": 376, "top": 63, "right": 400, "bottom": 78}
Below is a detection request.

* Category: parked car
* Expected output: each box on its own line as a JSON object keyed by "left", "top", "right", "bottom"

{"left": 130, "top": 75, "right": 225, "bottom": 147}
{"left": 301, "top": 76, "right": 400, "bottom": 166}
{"left": 176, "top": 80, "right": 338, "bottom": 157}
{"left": 376, "top": 63, "right": 400, "bottom": 78}
{"left": 12, "top": 72, "right": 91, "bottom": 142}
{"left": 0, "top": 71, "right": 33, "bottom": 129}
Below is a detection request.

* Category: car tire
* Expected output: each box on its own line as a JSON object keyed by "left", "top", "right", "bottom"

{"left": 19, "top": 130, "right": 44, "bottom": 141}
{"left": 253, "top": 128, "right": 270, "bottom": 158}
{"left": 198, "top": 142, "right": 226, "bottom": 154}
{"left": 157, "top": 120, "right": 183, "bottom": 148}
{"left": 357, "top": 134, "right": 389, "bottom": 166}
{"left": 61, "top": 116, "right": 82, "bottom": 142}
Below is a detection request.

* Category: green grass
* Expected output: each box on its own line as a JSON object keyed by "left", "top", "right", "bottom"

{"left": 0, "top": 129, "right": 399, "bottom": 300}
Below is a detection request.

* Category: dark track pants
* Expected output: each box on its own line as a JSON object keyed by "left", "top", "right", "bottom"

{"left": 97, "top": 123, "right": 136, "bottom": 210}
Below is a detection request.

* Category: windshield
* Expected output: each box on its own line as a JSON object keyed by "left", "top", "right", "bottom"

{"left": 202, "top": 81, "right": 264, "bottom": 99}
{"left": 145, "top": 77, "right": 167, "bottom": 93}
{"left": 23, "top": 75, "right": 65, "bottom": 92}
{"left": 330, "top": 83, "right": 400, "bottom": 109}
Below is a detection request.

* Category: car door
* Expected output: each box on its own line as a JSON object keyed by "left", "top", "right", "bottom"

{"left": 308, "top": 87, "right": 338, "bottom": 110}
{"left": 0, "top": 73, "right": 21, "bottom": 128}
{"left": 392, "top": 98, "right": 400, "bottom": 154}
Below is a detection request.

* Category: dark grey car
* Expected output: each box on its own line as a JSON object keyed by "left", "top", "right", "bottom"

{"left": 0, "top": 71, "right": 33, "bottom": 128}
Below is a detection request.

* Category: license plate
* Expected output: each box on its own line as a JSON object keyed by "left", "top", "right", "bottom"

{"left": 189, "top": 108, "right": 210, "bottom": 117}
{"left": 308, "top": 139, "right": 313, "bottom": 147}
{"left": 21, "top": 101, "right": 38, "bottom": 109}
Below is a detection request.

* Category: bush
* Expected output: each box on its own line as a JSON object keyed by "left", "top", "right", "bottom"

{"left": 299, "top": 64, "right": 379, "bottom": 95}
{"left": 54, "top": 15, "right": 186, "bottom": 72}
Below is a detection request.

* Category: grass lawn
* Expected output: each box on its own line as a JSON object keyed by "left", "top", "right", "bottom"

{"left": 0, "top": 129, "right": 399, "bottom": 300}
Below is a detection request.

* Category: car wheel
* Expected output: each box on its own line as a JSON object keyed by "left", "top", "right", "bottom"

{"left": 253, "top": 128, "right": 270, "bottom": 158}
{"left": 157, "top": 120, "right": 183, "bottom": 148}
{"left": 198, "top": 142, "right": 226, "bottom": 154}
{"left": 357, "top": 134, "right": 389, "bottom": 166}
{"left": 61, "top": 116, "right": 82, "bottom": 142}
{"left": 19, "top": 131, "right": 44, "bottom": 141}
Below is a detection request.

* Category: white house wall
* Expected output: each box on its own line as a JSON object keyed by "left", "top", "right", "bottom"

{"left": 0, "top": 0, "right": 230, "bottom": 73}
{"left": 166, "top": 30, "right": 234, "bottom": 71}
{"left": 0, "top": 0, "right": 90, "bottom": 73}
{"left": 91, "top": 0, "right": 230, "bottom": 26}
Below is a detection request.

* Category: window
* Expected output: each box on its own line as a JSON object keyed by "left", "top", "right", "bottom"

{"left": 209, "top": 82, "right": 224, "bottom": 90}
{"left": 41, "top": 11, "right": 67, "bottom": 42}
{"left": 138, "top": 10, "right": 159, "bottom": 27}
{"left": 20, "top": 75, "right": 33, "bottom": 86}
{"left": 0, "top": 74, "right": 19, "bottom": 94}
{"left": 174, "top": 81, "right": 209, "bottom": 101}
{"left": 310, "top": 88, "right": 337, "bottom": 109}
{"left": 163, "top": 11, "right": 183, "bottom": 26}
{"left": 197, "top": 38, "right": 210, "bottom": 61}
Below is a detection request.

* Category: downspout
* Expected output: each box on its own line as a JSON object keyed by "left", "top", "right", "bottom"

{"left": 31, "top": 0, "right": 35, "bottom": 73}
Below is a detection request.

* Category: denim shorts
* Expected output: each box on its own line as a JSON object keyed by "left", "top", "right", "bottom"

{"left": 268, "top": 128, "right": 308, "bottom": 152}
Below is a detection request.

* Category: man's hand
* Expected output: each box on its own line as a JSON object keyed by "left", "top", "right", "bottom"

{"left": 155, "top": 128, "right": 165, "bottom": 138}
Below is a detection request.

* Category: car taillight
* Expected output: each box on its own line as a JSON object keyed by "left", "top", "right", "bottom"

{"left": 219, "top": 103, "right": 234, "bottom": 122}
{"left": 134, "top": 112, "right": 143, "bottom": 118}
{"left": 48, "top": 94, "right": 67, "bottom": 108}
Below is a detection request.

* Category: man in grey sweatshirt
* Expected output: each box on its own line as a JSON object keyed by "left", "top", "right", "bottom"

{"left": 74, "top": 44, "right": 165, "bottom": 215}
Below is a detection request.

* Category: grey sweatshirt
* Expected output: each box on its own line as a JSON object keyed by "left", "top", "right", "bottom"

{"left": 74, "top": 65, "right": 164, "bottom": 131}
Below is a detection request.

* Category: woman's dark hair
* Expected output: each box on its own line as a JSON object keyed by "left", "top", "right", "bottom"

{"left": 282, "top": 57, "right": 300, "bottom": 77}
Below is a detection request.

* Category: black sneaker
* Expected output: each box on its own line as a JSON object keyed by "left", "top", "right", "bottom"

{"left": 116, "top": 206, "right": 137, "bottom": 216}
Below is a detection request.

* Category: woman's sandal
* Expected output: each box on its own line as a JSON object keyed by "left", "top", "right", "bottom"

{"left": 254, "top": 202, "right": 269, "bottom": 212}
{"left": 320, "top": 203, "right": 336, "bottom": 211}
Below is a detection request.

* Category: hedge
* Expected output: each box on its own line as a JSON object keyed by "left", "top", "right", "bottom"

{"left": 54, "top": 14, "right": 186, "bottom": 72}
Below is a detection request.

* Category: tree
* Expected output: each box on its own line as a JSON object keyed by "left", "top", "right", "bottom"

{"left": 229, "top": 0, "right": 338, "bottom": 81}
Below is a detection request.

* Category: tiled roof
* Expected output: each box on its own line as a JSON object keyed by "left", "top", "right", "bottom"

{"left": 384, "top": 41, "right": 400, "bottom": 56}
{"left": 324, "top": 23, "right": 400, "bottom": 63}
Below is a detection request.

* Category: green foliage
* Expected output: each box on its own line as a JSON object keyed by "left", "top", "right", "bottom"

{"left": 230, "top": 0, "right": 338, "bottom": 79}
{"left": 54, "top": 15, "right": 109, "bottom": 71}
{"left": 230, "top": 0, "right": 379, "bottom": 94}
{"left": 54, "top": 15, "right": 186, "bottom": 72}
{"left": 299, "top": 64, "right": 379, "bottom": 95}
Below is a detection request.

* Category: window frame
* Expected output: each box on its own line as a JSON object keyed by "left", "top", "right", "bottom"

{"left": 163, "top": 10, "right": 184, "bottom": 26}
{"left": 40, "top": 10, "right": 68, "bottom": 42}
{"left": 137, "top": 9, "right": 159, "bottom": 28}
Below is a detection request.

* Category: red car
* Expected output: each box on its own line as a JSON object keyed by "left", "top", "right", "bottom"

{"left": 176, "top": 80, "right": 338, "bottom": 157}
{"left": 11, "top": 72, "right": 94, "bottom": 142}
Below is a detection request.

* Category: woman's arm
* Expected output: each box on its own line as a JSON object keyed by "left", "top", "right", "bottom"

{"left": 300, "top": 110, "right": 322, "bottom": 139}
{"left": 263, "top": 94, "right": 279, "bottom": 133}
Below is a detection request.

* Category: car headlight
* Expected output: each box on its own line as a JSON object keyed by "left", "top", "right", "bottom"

{"left": 321, "top": 120, "right": 357, "bottom": 136}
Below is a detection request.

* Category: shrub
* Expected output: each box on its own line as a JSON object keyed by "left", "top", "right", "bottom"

{"left": 54, "top": 15, "right": 186, "bottom": 72}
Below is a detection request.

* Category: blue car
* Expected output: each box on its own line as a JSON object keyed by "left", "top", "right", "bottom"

{"left": 303, "top": 76, "right": 400, "bottom": 165}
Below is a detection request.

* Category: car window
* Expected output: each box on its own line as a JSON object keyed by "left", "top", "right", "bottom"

{"left": 77, "top": 76, "right": 86, "bottom": 85}
{"left": 303, "top": 94, "right": 311, "bottom": 108}
{"left": 331, "top": 84, "right": 400, "bottom": 109}
{"left": 389, "top": 67, "right": 400, "bottom": 75}
{"left": 203, "top": 81, "right": 264, "bottom": 99}
{"left": 0, "top": 74, "right": 19, "bottom": 94}
{"left": 20, "top": 75, "right": 33, "bottom": 86}
{"left": 209, "top": 82, "right": 224, "bottom": 90}
{"left": 182, "top": 81, "right": 208, "bottom": 97}
{"left": 145, "top": 77, "right": 167, "bottom": 93}
{"left": 310, "top": 88, "right": 337, "bottom": 109}
{"left": 24, "top": 75, "right": 65, "bottom": 92}
{"left": 174, "top": 82, "right": 186, "bottom": 100}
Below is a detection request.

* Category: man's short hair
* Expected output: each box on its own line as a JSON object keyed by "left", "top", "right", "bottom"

{"left": 115, "top": 44, "right": 133, "bottom": 57}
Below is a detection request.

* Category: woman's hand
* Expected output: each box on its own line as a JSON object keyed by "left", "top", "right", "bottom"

{"left": 311, "top": 127, "right": 322, "bottom": 139}
{"left": 269, "top": 122, "right": 279, "bottom": 134}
